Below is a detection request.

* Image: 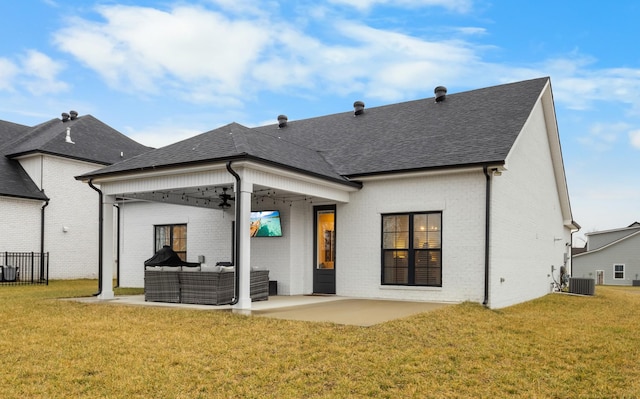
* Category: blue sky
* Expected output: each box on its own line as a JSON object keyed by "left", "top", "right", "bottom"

{"left": 1, "top": 0, "right": 639, "bottom": 243}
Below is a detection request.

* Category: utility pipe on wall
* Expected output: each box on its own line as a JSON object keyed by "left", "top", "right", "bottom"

{"left": 40, "top": 199, "right": 49, "bottom": 281}
{"left": 482, "top": 166, "right": 492, "bottom": 307}
{"left": 88, "top": 179, "right": 103, "bottom": 297}
{"left": 226, "top": 161, "right": 241, "bottom": 306}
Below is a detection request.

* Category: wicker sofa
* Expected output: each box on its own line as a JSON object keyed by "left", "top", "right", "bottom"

{"left": 144, "top": 266, "right": 269, "bottom": 305}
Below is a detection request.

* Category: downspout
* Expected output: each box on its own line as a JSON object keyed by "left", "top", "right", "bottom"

{"left": 115, "top": 204, "right": 120, "bottom": 288}
{"left": 40, "top": 199, "right": 49, "bottom": 282}
{"left": 88, "top": 179, "right": 103, "bottom": 297}
{"left": 226, "top": 161, "right": 241, "bottom": 305}
{"left": 482, "top": 166, "right": 492, "bottom": 307}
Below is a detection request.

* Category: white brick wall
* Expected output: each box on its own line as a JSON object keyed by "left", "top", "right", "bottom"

{"left": 40, "top": 156, "right": 103, "bottom": 279}
{"left": 1, "top": 155, "right": 103, "bottom": 279}
{"left": 335, "top": 171, "right": 487, "bottom": 304}
{"left": 0, "top": 196, "right": 42, "bottom": 254}
{"left": 489, "top": 99, "right": 571, "bottom": 308}
{"left": 249, "top": 202, "right": 308, "bottom": 295}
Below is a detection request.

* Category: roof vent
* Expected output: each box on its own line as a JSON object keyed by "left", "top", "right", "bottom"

{"left": 353, "top": 101, "right": 365, "bottom": 116}
{"left": 434, "top": 86, "right": 447, "bottom": 102}
{"left": 65, "top": 127, "right": 75, "bottom": 144}
{"left": 277, "top": 115, "right": 288, "bottom": 128}
{"left": 69, "top": 110, "right": 79, "bottom": 120}
{"left": 61, "top": 112, "right": 70, "bottom": 122}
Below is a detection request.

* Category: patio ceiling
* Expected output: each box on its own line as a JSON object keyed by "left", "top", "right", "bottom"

{"left": 117, "top": 184, "right": 322, "bottom": 210}
{"left": 93, "top": 160, "right": 360, "bottom": 208}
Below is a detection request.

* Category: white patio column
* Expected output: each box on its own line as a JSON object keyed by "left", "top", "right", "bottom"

{"left": 233, "top": 176, "right": 253, "bottom": 314}
{"left": 98, "top": 194, "right": 115, "bottom": 300}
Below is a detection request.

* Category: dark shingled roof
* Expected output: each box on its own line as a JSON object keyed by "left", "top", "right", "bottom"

{"left": 83, "top": 121, "right": 349, "bottom": 183}
{"left": 81, "top": 77, "right": 550, "bottom": 184}
{"left": 6, "top": 115, "right": 152, "bottom": 165}
{"left": 0, "top": 120, "right": 47, "bottom": 200}
{"left": 1, "top": 114, "right": 152, "bottom": 200}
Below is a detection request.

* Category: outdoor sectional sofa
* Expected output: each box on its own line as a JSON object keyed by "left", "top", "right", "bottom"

{"left": 144, "top": 266, "right": 269, "bottom": 305}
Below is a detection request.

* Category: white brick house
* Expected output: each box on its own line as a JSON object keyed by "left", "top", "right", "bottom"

{"left": 79, "top": 77, "right": 579, "bottom": 309}
{"left": 0, "top": 113, "right": 150, "bottom": 279}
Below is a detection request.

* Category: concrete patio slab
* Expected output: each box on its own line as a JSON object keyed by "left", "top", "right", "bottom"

{"left": 68, "top": 294, "right": 451, "bottom": 326}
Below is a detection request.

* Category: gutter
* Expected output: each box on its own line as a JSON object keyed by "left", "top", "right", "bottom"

{"left": 40, "top": 199, "right": 49, "bottom": 282}
{"left": 226, "top": 161, "right": 241, "bottom": 305}
{"left": 482, "top": 166, "right": 492, "bottom": 307}
{"left": 88, "top": 179, "right": 103, "bottom": 297}
{"left": 115, "top": 203, "right": 120, "bottom": 288}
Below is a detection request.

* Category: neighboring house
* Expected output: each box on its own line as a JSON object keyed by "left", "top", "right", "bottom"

{"left": 78, "top": 77, "right": 579, "bottom": 310}
{"left": 572, "top": 222, "right": 640, "bottom": 285}
{"left": 0, "top": 112, "right": 151, "bottom": 279}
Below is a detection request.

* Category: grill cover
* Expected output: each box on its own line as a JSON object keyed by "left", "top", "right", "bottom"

{"left": 144, "top": 245, "right": 200, "bottom": 267}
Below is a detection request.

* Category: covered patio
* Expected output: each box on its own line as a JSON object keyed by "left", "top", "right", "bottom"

{"left": 79, "top": 159, "right": 360, "bottom": 313}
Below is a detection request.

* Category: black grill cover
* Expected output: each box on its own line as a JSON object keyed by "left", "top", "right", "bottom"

{"left": 144, "top": 245, "right": 200, "bottom": 267}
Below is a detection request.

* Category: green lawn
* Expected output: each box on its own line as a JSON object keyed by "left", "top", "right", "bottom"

{"left": 1, "top": 280, "right": 639, "bottom": 398}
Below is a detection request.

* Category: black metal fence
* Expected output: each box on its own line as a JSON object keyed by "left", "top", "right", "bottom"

{"left": 0, "top": 252, "right": 49, "bottom": 286}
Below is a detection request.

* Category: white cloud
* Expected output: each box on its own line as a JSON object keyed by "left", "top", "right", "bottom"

{"left": 52, "top": 4, "right": 488, "bottom": 106}
{"left": 0, "top": 58, "right": 18, "bottom": 91}
{"left": 0, "top": 51, "right": 66, "bottom": 95}
{"left": 542, "top": 57, "right": 640, "bottom": 114}
{"left": 576, "top": 122, "right": 628, "bottom": 151}
{"left": 124, "top": 124, "right": 205, "bottom": 148}
{"left": 630, "top": 130, "right": 640, "bottom": 149}
{"left": 54, "top": 5, "right": 272, "bottom": 97}
{"left": 20, "top": 50, "right": 68, "bottom": 95}
{"left": 455, "top": 27, "right": 488, "bottom": 36}
{"left": 327, "top": 0, "right": 473, "bottom": 13}
{"left": 49, "top": 2, "right": 640, "bottom": 121}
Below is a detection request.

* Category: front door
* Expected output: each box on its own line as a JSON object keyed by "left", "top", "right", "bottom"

{"left": 313, "top": 205, "right": 336, "bottom": 294}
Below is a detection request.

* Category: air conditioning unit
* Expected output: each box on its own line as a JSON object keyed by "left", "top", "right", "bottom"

{"left": 569, "top": 277, "right": 595, "bottom": 296}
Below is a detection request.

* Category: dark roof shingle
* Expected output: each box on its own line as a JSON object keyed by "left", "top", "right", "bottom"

{"left": 1, "top": 114, "right": 152, "bottom": 199}
{"left": 80, "top": 77, "right": 550, "bottom": 183}
{"left": 0, "top": 120, "right": 47, "bottom": 200}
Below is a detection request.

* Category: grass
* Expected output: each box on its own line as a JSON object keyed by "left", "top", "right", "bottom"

{"left": 1, "top": 281, "right": 639, "bottom": 398}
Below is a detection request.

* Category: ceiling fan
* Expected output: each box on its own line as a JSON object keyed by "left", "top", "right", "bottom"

{"left": 218, "top": 187, "right": 235, "bottom": 209}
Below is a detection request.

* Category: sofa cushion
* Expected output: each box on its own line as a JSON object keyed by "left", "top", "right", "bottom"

{"left": 201, "top": 264, "right": 222, "bottom": 272}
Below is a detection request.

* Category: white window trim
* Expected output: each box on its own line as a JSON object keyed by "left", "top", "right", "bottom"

{"left": 613, "top": 264, "right": 625, "bottom": 280}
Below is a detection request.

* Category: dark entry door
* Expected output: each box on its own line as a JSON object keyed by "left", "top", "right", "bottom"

{"left": 313, "top": 205, "right": 336, "bottom": 294}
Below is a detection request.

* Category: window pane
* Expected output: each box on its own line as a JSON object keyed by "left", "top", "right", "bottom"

{"left": 384, "top": 216, "right": 408, "bottom": 236}
{"left": 155, "top": 226, "right": 170, "bottom": 252}
{"left": 384, "top": 232, "right": 408, "bottom": 249}
{"left": 384, "top": 215, "right": 409, "bottom": 249}
{"left": 383, "top": 215, "right": 409, "bottom": 233}
{"left": 172, "top": 225, "right": 187, "bottom": 252}
{"left": 414, "top": 250, "right": 441, "bottom": 286}
{"left": 383, "top": 250, "right": 408, "bottom": 284}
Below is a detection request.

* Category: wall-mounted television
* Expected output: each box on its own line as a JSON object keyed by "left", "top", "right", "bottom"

{"left": 250, "top": 210, "right": 283, "bottom": 237}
